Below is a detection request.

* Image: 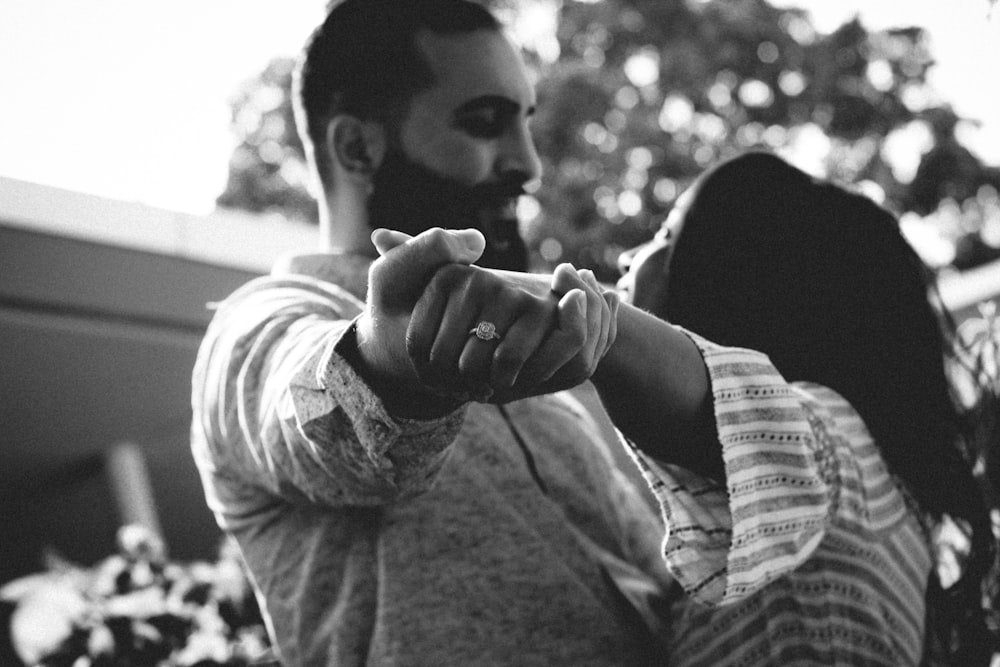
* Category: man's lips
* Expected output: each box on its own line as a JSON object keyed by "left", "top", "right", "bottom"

{"left": 469, "top": 198, "right": 519, "bottom": 253}
{"left": 476, "top": 196, "right": 519, "bottom": 222}
{"left": 496, "top": 197, "right": 519, "bottom": 221}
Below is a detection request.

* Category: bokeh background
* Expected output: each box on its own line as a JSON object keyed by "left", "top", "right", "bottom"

{"left": 213, "top": 0, "right": 1000, "bottom": 282}
{"left": 1, "top": 0, "right": 999, "bottom": 282}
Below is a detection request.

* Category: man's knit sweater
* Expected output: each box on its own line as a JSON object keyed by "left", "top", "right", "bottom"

{"left": 191, "top": 253, "right": 671, "bottom": 666}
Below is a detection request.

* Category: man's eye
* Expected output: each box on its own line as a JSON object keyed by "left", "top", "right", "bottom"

{"left": 455, "top": 113, "right": 503, "bottom": 138}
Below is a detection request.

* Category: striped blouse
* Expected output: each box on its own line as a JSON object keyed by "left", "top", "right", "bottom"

{"left": 633, "top": 331, "right": 932, "bottom": 666}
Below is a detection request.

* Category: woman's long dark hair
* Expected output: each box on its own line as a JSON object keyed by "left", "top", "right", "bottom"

{"left": 659, "top": 152, "right": 997, "bottom": 664}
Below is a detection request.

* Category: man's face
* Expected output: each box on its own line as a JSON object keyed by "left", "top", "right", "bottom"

{"left": 367, "top": 28, "right": 541, "bottom": 271}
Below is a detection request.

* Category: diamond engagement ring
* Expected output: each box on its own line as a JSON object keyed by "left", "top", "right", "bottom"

{"left": 469, "top": 321, "right": 502, "bottom": 341}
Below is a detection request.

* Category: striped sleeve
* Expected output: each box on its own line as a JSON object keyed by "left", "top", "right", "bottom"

{"left": 632, "top": 329, "right": 911, "bottom": 607}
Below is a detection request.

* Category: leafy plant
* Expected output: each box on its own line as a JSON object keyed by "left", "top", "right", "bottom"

{"left": 1, "top": 526, "right": 273, "bottom": 667}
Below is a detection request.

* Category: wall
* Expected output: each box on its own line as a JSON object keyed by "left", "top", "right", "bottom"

{"left": 0, "top": 176, "right": 315, "bottom": 585}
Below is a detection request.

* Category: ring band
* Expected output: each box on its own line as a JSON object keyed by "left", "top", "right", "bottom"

{"left": 469, "top": 321, "right": 502, "bottom": 341}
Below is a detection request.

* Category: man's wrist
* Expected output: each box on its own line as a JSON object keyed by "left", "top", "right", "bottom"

{"left": 336, "top": 316, "right": 465, "bottom": 419}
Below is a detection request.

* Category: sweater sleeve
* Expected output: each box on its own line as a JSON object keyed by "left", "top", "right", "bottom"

{"left": 630, "top": 329, "right": 910, "bottom": 606}
{"left": 191, "top": 275, "right": 466, "bottom": 516}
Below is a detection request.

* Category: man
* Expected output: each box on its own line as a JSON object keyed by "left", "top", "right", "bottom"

{"left": 191, "top": 1, "right": 672, "bottom": 664}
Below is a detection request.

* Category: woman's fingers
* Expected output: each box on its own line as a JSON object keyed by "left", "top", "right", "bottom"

{"left": 515, "top": 288, "right": 588, "bottom": 387}
{"left": 371, "top": 229, "right": 413, "bottom": 255}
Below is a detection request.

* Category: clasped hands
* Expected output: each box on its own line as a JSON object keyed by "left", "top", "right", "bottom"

{"left": 356, "top": 227, "right": 619, "bottom": 410}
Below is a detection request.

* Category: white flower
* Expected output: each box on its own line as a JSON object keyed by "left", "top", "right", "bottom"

{"left": 7, "top": 582, "right": 87, "bottom": 664}
{"left": 117, "top": 524, "right": 166, "bottom": 562}
{"left": 173, "top": 627, "right": 230, "bottom": 665}
{"left": 87, "top": 624, "right": 115, "bottom": 656}
{"left": 102, "top": 586, "right": 167, "bottom": 618}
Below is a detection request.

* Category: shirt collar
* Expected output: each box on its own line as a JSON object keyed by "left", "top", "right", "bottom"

{"left": 271, "top": 252, "right": 373, "bottom": 301}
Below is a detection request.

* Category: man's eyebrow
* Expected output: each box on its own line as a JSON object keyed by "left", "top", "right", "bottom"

{"left": 454, "top": 95, "right": 535, "bottom": 116}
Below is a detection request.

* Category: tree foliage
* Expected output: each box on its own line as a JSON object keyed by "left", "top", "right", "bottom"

{"left": 215, "top": 0, "right": 1000, "bottom": 281}
{"left": 215, "top": 58, "right": 317, "bottom": 223}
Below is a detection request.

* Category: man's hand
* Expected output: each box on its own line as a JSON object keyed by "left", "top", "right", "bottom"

{"left": 353, "top": 227, "right": 485, "bottom": 415}
{"left": 366, "top": 227, "right": 485, "bottom": 319}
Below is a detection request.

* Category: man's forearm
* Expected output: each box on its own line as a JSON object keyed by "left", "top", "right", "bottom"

{"left": 591, "top": 304, "right": 724, "bottom": 481}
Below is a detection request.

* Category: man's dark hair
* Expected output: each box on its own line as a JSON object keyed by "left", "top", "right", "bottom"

{"left": 294, "top": 0, "right": 500, "bottom": 186}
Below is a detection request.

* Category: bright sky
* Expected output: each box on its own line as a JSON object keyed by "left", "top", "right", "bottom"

{"left": 0, "top": 0, "right": 997, "bottom": 216}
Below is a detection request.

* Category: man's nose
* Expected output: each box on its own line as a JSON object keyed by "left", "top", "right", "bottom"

{"left": 497, "top": 124, "right": 542, "bottom": 186}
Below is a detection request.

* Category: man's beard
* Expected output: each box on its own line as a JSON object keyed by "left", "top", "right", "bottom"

{"left": 368, "top": 146, "right": 529, "bottom": 272}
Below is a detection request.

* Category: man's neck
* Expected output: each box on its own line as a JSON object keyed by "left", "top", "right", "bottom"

{"left": 273, "top": 251, "right": 372, "bottom": 301}
{"left": 321, "top": 190, "right": 377, "bottom": 256}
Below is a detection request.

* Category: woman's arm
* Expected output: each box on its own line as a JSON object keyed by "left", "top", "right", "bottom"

{"left": 592, "top": 303, "right": 723, "bottom": 480}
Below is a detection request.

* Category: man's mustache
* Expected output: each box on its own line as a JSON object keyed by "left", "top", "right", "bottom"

{"left": 466, "top": 177, "right": 528, "bottom": 205}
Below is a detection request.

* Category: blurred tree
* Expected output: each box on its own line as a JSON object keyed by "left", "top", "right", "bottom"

{"left": 527, "top": 0, "right": 999, "bottom": 280}
{"left": 215, "top": 0, "right": 1000, "bottom": 281}
{"left": 215, "top": 58, "right": 317, "bottom": 223}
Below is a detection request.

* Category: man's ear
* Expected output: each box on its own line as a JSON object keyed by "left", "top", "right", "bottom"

{"left": 325, "top": 116, "right": 387, "bottom": 177}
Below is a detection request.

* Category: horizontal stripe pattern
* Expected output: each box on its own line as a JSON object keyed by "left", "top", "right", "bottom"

{"left": 634, "top": 330, "right": 931, "bottom": 665}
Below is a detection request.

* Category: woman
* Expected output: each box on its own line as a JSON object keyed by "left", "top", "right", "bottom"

{"left": 618, "top": 151, "right": 997, "bottom": 664}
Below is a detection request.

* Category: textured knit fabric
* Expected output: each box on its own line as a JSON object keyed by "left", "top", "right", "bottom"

{"left": 190, "top": 254, "right": 673, "bottom": 667}
{"left": 632, "top": 333, "right": 933, "bottom": 666}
